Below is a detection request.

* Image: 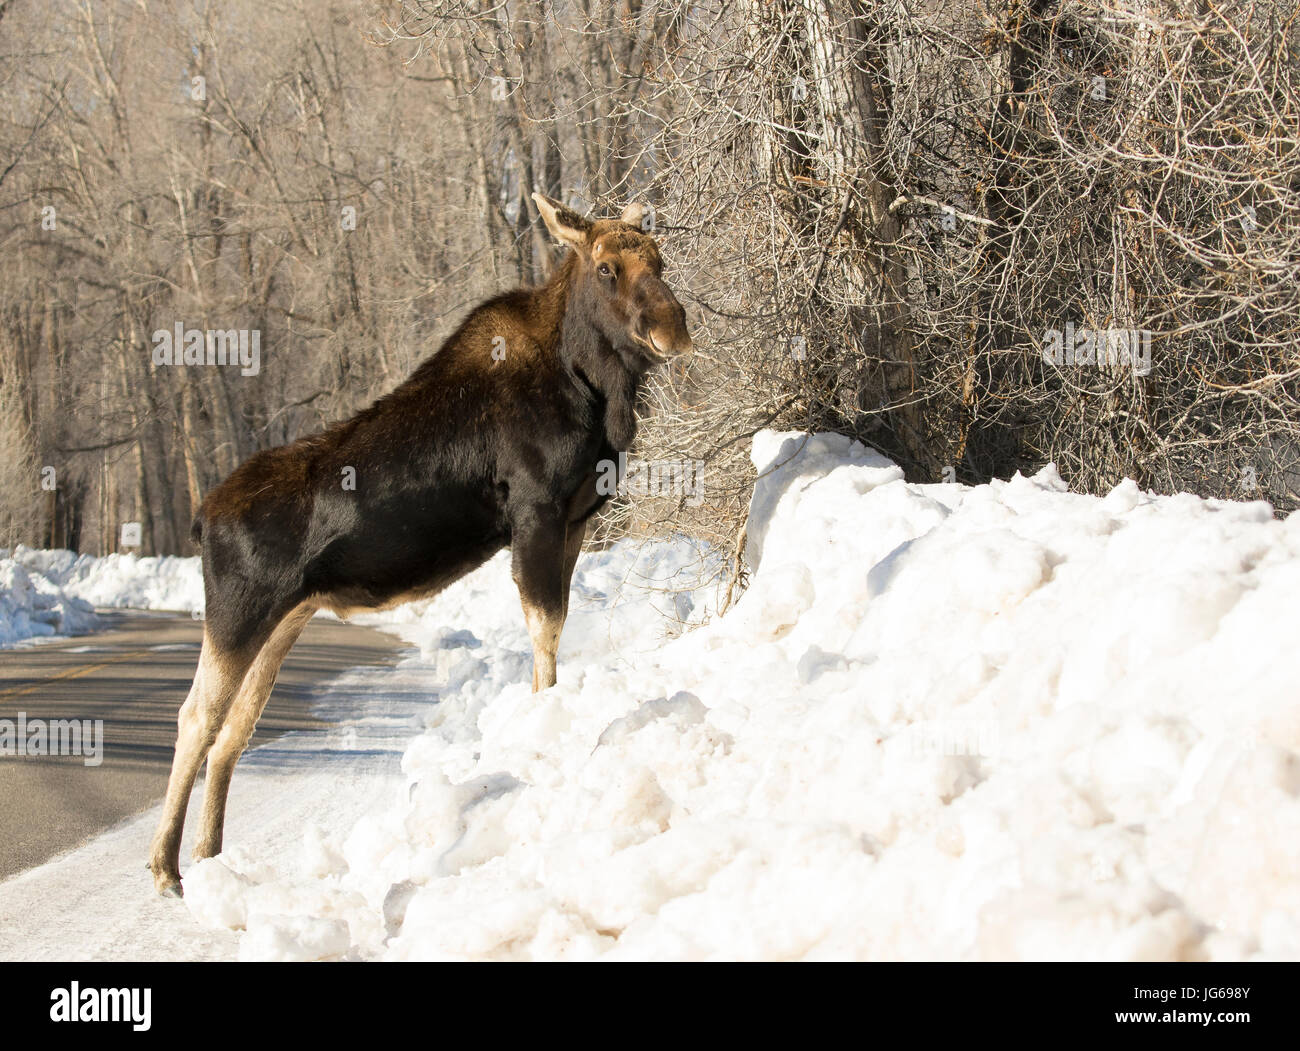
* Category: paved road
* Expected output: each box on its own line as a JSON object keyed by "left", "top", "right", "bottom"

{"left": 0, "top": 612, "right": 403, "bottom": 881}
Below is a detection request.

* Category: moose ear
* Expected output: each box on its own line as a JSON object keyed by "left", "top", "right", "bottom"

{"left": 620, "top": 202, "right": 650, "bottom": 229}
{"left": 532, "top": 192, "right": 591, "bottom": 250}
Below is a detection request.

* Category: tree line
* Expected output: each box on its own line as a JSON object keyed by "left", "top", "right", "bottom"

{"left": 1, "top": 0, "right": 1296, "bottom": 558}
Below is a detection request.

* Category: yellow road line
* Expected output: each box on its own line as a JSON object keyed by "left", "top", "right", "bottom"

{"left": 0, "top": 649, "right": 154, "bottom": 702}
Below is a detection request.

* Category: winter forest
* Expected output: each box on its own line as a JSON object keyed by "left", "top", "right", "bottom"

{"left": 1, "top": 0, "right": 1298, "bottom": 559}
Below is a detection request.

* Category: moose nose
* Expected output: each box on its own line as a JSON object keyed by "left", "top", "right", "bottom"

{"left": 638, "top": 277, "right": 692, "bottom": 356}
{"left": 674, "top": 304, "right": 693, "bottom": 354}
{"left": 646, "top": 306, "right": 692, "bottom": 357}
{"left": 658, "top": 301, "right": 691, "bottom": 355}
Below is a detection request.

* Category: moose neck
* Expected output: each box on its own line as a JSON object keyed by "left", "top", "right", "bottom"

{"left": 545, "top": 250, "right": 649, "bottom": 451}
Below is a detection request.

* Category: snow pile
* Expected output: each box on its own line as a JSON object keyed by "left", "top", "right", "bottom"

{"left": 0, "top": 556, "right": 99, "bottom": 647}
{"left": 181, "top": 431, "right": 1300, "bottom": 961}
{"left": 8, "top": 546, "right": 203, "bottom": 615}
{"left": 0, "top": 545, "right": 201, "bottom": 646}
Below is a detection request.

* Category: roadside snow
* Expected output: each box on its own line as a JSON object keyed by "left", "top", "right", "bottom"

{"left": 12, "top": 546, "right": 204, "bottom": 615}
{"left": 156, "top": 430, "right": 1297, "bottom": 962}
{"left": 0, "top": 546, "right": 203, "bottom": 648}
{"left": 0, "top": 556, "right": 99, "bottom": 647}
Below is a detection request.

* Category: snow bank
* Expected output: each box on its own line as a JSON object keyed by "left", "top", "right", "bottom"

{"left": 6, "top": 546, "right": 203, "bottom": 616}
{"left": 175, "top": 430, "right": 1299, "bottom": 960}
{"left": 0, "top": 556, "right": 99, "bottom": 647}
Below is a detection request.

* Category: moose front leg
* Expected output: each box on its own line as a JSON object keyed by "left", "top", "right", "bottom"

{"left": 511, "top": 511, "right": 570, "bottom": 692}
{"left": 514, "top": 547, "right": 563, "bottom": 691}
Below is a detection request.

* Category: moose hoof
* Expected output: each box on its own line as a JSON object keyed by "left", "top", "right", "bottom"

{"left": 151, "top": 868, "right": 184, "bottom": 898}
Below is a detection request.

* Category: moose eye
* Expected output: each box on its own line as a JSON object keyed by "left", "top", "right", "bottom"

{"left": 597, "top": 262, "right": 614, "bottom": 279}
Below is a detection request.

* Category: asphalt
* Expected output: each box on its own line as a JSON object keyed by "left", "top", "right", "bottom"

{"left": 0, "top": 611, "right": 404, "bottom": 881}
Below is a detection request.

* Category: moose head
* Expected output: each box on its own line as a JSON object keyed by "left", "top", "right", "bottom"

{"left": 532, "top": 192, "right": 692, "bottom": 365}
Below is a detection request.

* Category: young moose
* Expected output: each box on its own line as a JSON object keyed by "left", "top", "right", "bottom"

{"left": 147, "top": 194, "right": 691, "bottom": 897}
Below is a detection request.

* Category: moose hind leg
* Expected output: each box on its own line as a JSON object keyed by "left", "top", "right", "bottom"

{"left": 147, "top": 637, "right": 256, "bottom": 897}
{"left": 193, "top": 603, "right": 314, "bottom": 862}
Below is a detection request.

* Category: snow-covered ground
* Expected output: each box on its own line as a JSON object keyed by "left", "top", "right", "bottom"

{"left": 0, "top": 546, "right": 203, "bottom": 647}
{"left": 2, "top": 430, "right": 1298, "bottom": 960}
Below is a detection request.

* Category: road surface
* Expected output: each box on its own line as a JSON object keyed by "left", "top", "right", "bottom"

{"left": 0, "top": 611, "right": 404, "bottom": 881}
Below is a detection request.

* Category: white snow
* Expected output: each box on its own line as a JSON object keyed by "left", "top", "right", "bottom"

{"left": 11, "top": 546, "right": 204, "bottom": 614}
{"left": 0, "top": 546, "right": 203, "bottom": 647}
{"left": 4, "top": 429, "right": 1298, "bottom": 960}
{"left": 0, "top": 555, "right": 100, "bottom": 647}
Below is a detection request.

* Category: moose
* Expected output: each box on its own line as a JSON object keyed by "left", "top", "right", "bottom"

{"left": 147, "top": 194, "right": 692, "bottom": 897}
